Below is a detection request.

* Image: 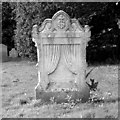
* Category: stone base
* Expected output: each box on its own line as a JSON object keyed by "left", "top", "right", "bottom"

{"left": 35, "top": 84, "right": 90, "bottom": 103}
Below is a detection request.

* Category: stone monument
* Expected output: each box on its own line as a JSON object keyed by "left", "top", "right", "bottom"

{"left": 0, "top": 44, "right": 9, "bottom": 62}
{"left": 32, "top": 10, "right": 91, "bottom": 103}
{"left": 9, "top": 48, "right": 18, "bottom": 58}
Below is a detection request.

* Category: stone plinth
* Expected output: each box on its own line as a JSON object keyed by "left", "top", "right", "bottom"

{"left": 32, "top": 10, "right": 91, "bottom": 103}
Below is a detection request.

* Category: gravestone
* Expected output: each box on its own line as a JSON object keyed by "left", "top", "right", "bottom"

{"left": 0, "top": 44, "right": 9, "bottom": 62}
{"left": 32, "top": 10, "right": 91, "bottom": 103}
{"left": 9, "top": 48, "right": 18, "bottom": 58}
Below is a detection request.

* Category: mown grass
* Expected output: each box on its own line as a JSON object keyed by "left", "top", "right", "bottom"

{"left": 1, "top": 60, "right": 119, "bottom": 118}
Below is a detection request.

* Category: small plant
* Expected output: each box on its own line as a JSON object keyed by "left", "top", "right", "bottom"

{"left": 86, "top": 79, "right": 98, "bottom": 91}
{"left": 33, "top": 99, "right": 43, "bottom": 107}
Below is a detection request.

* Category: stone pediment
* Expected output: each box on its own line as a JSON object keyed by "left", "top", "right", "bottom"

{"left": 32, "top": 10, "right": 91, "bottom": 46}
{"left": 39, "top": 10, "right": 85, "bottom": 37}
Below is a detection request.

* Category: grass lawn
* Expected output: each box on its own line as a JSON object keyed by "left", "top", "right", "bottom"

{"left": 1, "top": 59, "right": 119, "bottom": 118}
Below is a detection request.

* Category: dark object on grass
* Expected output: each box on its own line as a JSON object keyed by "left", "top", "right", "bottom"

{"left": 19, "top": 113, "right": 24, "bottom": 117}
{"left": 19, "top": 99, "right": 28, "bottom": 105}
{"left": 13, "top": 78, "right": 19, "bottom": 82}
{"left": 86, "top": 79, "right": 98, "bottom": 91}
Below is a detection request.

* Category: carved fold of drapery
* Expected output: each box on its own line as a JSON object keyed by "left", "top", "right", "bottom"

{"left": 43, "top": 44, "right": 60, "bottom": 75}
{"left": 63, "top": 44, "right": 86, "bottom": 86}
{"left": 63, "top": 44, "right": 82, "bottom": 75}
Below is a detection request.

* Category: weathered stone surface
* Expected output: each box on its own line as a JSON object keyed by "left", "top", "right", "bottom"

{"left": 0, "top": 44, "right": 9, "bottom": 62}
{"left": 32, "top": 10, "right": 91, "bottom": 103}
{"left": 9, "top": 48, "right": 18, "bottom": 58}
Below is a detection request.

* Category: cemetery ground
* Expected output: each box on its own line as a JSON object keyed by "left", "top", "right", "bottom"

{"left": 1, "top": 59, "right": 119, "bottom": 118}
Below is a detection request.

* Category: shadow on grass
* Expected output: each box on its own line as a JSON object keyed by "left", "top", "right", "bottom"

{"left": 89, "top": 96, "right": 119, "bottom": 104}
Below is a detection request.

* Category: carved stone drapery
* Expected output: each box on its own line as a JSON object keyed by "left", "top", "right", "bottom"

{"left": 32, "top": 10, "right": 91, "bottom": 103}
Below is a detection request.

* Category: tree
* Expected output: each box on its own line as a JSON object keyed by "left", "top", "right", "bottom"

{"left": 2, "top": 2, "right": 16, "bottom": 54}
{"left": 3, "top": 2, "right": 118, "bottom": 64}
{"left": 13, "top": 2, "right": 110, "bottom": 61}
{"left": 87, "top": 2, "right": 120, "bottom": 64}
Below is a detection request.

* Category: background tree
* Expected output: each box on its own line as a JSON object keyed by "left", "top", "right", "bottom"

{"left": 12, "top": 2, "right": 109, "bottom": 60}
{"left": 87, "top": 3, "right": 120, "bottom": 64}
{"left": 2, "top": 2, "right": 119, "bottom": 64}
{"left": 2, "top": 2, "right": 16, "bottom": 55}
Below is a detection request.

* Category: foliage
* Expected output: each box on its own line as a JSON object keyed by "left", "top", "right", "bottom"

{"left": 2, "top": 2, "right": 16, "bottom": 52}
{"left": 2, "top": 2, "right": 120, "bottom": 63}
{"left": 12, "top": 2, "right": 109, "bottom": 60}
{"left": 87, "top": 3, "right": 120, "bottom": 64}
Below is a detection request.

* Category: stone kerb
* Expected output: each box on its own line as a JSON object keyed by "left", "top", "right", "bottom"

{"left": 32, "top": 10, "right": 91, "bottom": 103}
